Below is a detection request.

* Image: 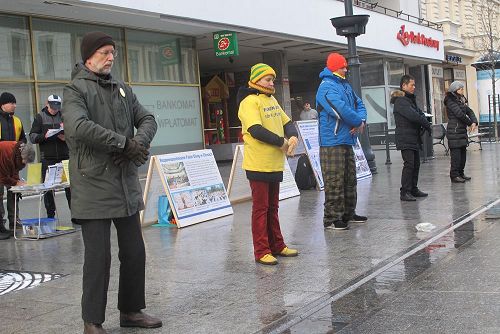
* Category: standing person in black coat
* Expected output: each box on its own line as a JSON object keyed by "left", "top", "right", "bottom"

{"left": 29, "top": 94, "right": 71, "bottom": 218}
{"left": 391, "top": 75, "right": 432, "bottom": 202}
{"left": 444, "top": 81, "right": 478, "bottom": 183}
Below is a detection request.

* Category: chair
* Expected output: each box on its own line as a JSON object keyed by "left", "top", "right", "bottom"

{"left": 432, "top": 124, "right": 449, "bottom": 155}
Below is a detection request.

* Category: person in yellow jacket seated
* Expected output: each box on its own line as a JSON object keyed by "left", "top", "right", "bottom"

{"left": 237, "top": 63, "right": 299, "bottom": 265}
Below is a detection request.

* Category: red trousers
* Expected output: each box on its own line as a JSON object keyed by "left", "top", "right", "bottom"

{"left": 249, "top": 180, "right": 286, "bottom": 260}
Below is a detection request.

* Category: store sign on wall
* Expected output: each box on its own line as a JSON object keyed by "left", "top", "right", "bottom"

{"left": 397, "top": 25, "right": 440, "bottom": 51}
{"left": 213, "top": 31, "right": 239, "bottom": 58}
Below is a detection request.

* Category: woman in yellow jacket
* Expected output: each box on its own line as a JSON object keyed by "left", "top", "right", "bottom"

{"left": 237, "top": 63, "right": 299, "bottom": 265}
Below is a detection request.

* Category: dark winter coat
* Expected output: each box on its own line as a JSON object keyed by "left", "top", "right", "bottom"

{"left": 391, "top": 90, "right": 431, "bottom": 151}
{"left": 63, "top": 62, "right": 157, "bottom": 220}
{"left": 444, "top": 92, "right": 478, "bottom": 149}
{"left": 29, "top": 107, "right": 69, "bottom": 161}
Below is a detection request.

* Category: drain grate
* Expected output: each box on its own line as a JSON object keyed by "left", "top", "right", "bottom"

{"left": 0, "top": 270, "right": 65, "bottom": 296}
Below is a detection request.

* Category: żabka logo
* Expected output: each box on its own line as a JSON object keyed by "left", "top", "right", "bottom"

{"left": 397, "top": 25, "right": 439, "bottom": 51}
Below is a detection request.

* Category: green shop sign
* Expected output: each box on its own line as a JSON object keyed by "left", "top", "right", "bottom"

{"left": 213, "top": 31, "right": 239, "bottom": 58}
{"left": 159, "top": 39, "right": 180, "bottom": 65}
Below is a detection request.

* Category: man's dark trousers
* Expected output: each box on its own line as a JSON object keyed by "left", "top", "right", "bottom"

{"left": 400, "top": 149, "right": 420, "bottom": 195}
{"left": 79, "top": 212, "right": 146, "bottom": 324}
{"left": 41, "top": 159, "right": 71, "bottom": 218}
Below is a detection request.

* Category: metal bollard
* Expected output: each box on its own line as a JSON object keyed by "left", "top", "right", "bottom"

{"left": 384, "top": 123, "right": 392, "bottom": 165}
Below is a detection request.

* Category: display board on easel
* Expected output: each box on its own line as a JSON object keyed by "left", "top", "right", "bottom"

{"left": 141, "top": 149, "right": 233, "bottom": 228}
{"left": 226, "top": 145, "right": 300, "bottom": 203}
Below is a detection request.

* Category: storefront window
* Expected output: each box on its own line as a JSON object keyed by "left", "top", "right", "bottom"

{"left": 31, "top": 19, "right": 125, "bottom": 81}
{"left": 126, "top": 30, "right": 198, "bottom": 84}
{"left": 388, "top": 60, "right": 404, "bottom": 86}
{"left": 360, "top": 60, "right": 384, "bottom": 87}
{"left": 0, "top": 83, "right": 35, "bottom": 133}
{"left": 0, "top": 14, "right": 32, "bottom": 79}
{"left": 361, "top": 87, "right": 387, "bottom": 124}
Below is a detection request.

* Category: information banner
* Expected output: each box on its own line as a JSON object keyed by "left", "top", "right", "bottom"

{"left": 353, "top": 139, "right": 372, "bottom": 180}
{"left": 142, "top": 149, "right": 233, "bottom": 228}
{"left": 295, "top": 120, "right": 324, "bottom": 190}
{"left": 227, "top": 145, "right": 300, "bottom": 203}
{"left": 296, "top": 120, "right": 372, "bottom": 185}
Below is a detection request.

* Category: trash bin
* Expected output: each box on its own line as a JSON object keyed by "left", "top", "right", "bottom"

{"left": 420, "top": 114, "right": 434, "bottom": 160}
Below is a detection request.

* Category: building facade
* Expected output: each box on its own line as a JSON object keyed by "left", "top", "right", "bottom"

{"left": 0, "top": 0, "right": 443, "bottom": 160}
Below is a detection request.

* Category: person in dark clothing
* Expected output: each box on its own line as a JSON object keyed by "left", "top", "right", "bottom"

{"left": 0, "top": 92, "right": 27, "bottom": 235}
{"left": 391, "top": 75, "right": 432, "bottom": 202}
{"left": 444, "top": 81, "right": 478, "bottom": 183}
{"left": 0, "top": 141, "right": 35, "bottom": 239}
{"left": 237, "top": 63, "right": 299, "bottom": 265}
{"left": 63, "top": 32, "right": 161, "bottom": 334}
{"left": 29, "top": 94, "right": 71, "bottom": 218}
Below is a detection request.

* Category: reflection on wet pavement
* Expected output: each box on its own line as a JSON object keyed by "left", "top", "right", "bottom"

{"left": 278, "top": 203, "right": 499, "bottom": 334}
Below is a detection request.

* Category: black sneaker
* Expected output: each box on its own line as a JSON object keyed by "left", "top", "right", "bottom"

{"left": 451, "top": 176, "right": 466, "bottom": 183}
{"left": 325, "top": 220, "right": 349, "bottom": 230}
{"left": 350, "top": 214, "right": 368, "bottom": 223}
{"left": 400, "top": 193, "right": 416, "bottom": 201}
{"left": 323, "top": 221, "right": 333, "bottom": 229}
{"left": 411, "top": 189, "right": 428, "bottom": 197}
{"left": 460, "top": 175, "right": 472, "bottom": 181}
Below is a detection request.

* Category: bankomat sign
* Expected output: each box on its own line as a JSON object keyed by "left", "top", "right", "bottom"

{"left": 397, "top": 25, "right": 440, "bottom": 51}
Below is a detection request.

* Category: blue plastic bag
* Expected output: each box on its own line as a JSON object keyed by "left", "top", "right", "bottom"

{"left": 157, "top": 195, "right": 172, "bottom": 225}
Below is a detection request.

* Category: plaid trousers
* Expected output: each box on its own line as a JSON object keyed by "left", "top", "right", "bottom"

{"left": 320, "top": 145, "right": 357, "bottom": 224}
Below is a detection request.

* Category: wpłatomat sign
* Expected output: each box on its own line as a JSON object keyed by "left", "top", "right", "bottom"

{"left": 213, "top": 31, "right": 239, "bottom": 58}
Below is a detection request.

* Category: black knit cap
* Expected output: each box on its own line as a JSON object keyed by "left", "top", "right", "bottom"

{"left": 0, "top": 92, "right": 16, "bottom": 106}
{"left": 80, "top": 31, "right": 115, "bottom": 62}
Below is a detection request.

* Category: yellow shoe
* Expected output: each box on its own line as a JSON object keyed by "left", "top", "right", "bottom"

{"left": 256, "top": 254, "right": 278, "bottom": 265}
{"left": 277, "top": 247, "right": 299, "bottom": 257}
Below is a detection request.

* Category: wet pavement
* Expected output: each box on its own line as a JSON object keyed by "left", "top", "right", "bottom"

{"left": 0, "top": 143, "right": 499, "bottom": 333}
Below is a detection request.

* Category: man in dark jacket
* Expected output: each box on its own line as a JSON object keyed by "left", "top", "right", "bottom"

{"left": 0, "top": 92, "right": 27, "bottom": 235}
{"left": 63, "top": 32, "right": 160, "bottom": 334}
{"left": 391, "top": 75, "right": 432, "bottom": 201}
{"left": 29, "top": 94, "right": 71, "bottom": 218}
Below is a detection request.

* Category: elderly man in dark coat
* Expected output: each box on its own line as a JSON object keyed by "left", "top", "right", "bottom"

{"left": 0, "top": 141, "right": 35, "bottom": 239}
{"left": 63, "top": 31, "right": 160, "bottom": 334}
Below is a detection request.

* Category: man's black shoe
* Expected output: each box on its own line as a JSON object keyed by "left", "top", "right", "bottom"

{"left": 350, "top": 214, "right": 368, "bottom": 223}
{"left": 461, "top": 175, "right": 472, "bottom": 181}
{"left": 325, "top": 220, "right": 349, "bottom": 230}
{"left": 0, "top": 232, "right": 10, "bottom": 240}
{"left": 411, "top": 189, "right": 428, "bottom": 197}
{"left": 400, "top": 193, "right": 416, "bottom": 201}
{"left": 451, "top": 176, "right": 466, "bottom": 183}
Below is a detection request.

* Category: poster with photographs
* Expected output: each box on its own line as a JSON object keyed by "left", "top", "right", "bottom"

{"left": 353, "top": 138, "right": 372, "bottom": 180}
{"left": 227, "top": 145, "right": 300, "bottom": 203}
{"left": 142, "top": 149, "right": 233, "bottom": 228}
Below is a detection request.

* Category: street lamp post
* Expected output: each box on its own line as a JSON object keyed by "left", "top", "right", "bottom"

{"left": 331, "top": 0, "right": 377, "bottom": 173}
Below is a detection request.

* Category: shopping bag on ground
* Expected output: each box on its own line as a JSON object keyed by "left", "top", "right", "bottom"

{"left": 157, "top": 195, "right": 172, "bottom": 225}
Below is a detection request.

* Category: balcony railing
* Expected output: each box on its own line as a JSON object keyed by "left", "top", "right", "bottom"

{"left": 336, "top": 0, "right": 443, "bottom": 30}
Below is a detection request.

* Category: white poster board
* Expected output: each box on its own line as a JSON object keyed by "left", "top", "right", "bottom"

{"left": 227, "top": 145, "right": 300, "bottom": 203}
{"left": 353, "top": 139, "right": 372, "bottom": 180}
{"left": 295, "top": 120, "right": 324, "bottom": 190}
{"left": 296, "top": 120, "right": 372, "bottom": 184}
{"left": 141, "top": 149, "right": 233, "bottom": 228}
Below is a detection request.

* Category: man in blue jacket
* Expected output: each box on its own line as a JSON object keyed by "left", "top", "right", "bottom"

{"left": 316, "top": 53, "right": 368, "bottom": 230}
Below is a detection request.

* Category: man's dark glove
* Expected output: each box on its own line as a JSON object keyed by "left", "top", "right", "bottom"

{"left": 112, "top": 153, "right": 129, "bottom": 168}
{"left": 123, "top": 138, "right": 149, "bottom": 166}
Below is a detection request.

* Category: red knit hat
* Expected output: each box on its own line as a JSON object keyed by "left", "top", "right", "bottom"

{"left": 326, "top": 53, "right": 348, "bottom": 72}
